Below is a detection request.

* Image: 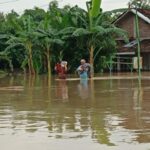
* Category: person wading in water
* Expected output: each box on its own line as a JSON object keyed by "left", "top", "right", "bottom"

{"left": 55, "top": 61, "right": 68, "bottom": 79}
{"left": 77, "top": 59, "right": 91, "bottom": 79}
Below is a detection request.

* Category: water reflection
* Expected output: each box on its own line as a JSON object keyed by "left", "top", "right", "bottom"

{"left": 132, "top": 82, "right": 149, "bottom": 143}
{"left": 78, "top": 79, "right": 89, "bottom": 99}
{"left": 55, "top": 80, "right": 68, "bottom": 102}
{"left": 133, "top": 83, "right": 143, "bottom": 111}
{"left": 0, "top": 75, "right": 150, "bottom": 150}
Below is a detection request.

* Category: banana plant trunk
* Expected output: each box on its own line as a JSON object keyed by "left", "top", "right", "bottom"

{"left": 27, "top": 42, "right": 35, "bottom": 75}
{"left": 87, "top": 0, "right": 102, "bottom": 77}
{"left": 46, "top": 44, "right": 51, "bottom": 78}
{"left": 90, "top": 45, "right": 94, "bottom": 77}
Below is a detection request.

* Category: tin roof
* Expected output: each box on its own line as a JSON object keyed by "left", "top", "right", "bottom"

{"left": 113, "top": 8, "right": 150, "bottom": 24}
{"left": 123, "top": 40, "right": 138, "bottom": 48}
{"left": 138, "top": 9, "right": 150, "bottom": 19}
{"left": 123, "top": 38, "right": 150, "bottom": 48}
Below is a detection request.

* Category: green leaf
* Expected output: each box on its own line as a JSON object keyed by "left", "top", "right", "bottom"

{"left": 90, "top": 0, "right": 102, "bottom": 18}
{"left": 0, "top": 34, "right": 9, "bottom": 40}
{"left": 5, "top": 43, "right": 25, "bottom": 52}
{"left": 73, "top": 28, "right": 91, "bottom": 37}
{"left": 59, "top": 27, "right": 76, "bottom": 35}
{"left": 21, "top": 56, "right": 28, "bottom": 70}
{"left": 91, "top": 26, "right": 105, "bottom": 34}
{"left": 49, "top": 39, "right": 64, "bottom": 45}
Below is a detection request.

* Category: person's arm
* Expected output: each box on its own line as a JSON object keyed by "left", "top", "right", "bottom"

{"left": 54, "top": 65, "right": 57, "bottom": 71}
{"left": 64, "top": 65, "right": 67, "bottom": 73}
{"left": 77, "top": 65, "right": 85, "bottom": 74}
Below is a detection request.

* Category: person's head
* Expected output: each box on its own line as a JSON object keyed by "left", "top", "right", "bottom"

{"left": 61, "top": 61, "right": 67, "bottom": 67}
{"left": 80, "top": 59, "right": 86, "bottom": 65}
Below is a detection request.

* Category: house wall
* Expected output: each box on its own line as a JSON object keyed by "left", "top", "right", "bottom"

{"left": 115, "top": 10, "right": 150, "bottom": 71}
{"left": 115, "top": 12, "right": 150, "bottom": 39}
{"left": 138, "top": 18, "right": 150, "bottom": 38}
{"left": 116, "top": 12, "right": 135, "bottom": 38}
{"left": 141, "top": 53, "right": 150, "bottom": 70}
{"left": 141, "top": 40, "right": 150, "bottom": 52}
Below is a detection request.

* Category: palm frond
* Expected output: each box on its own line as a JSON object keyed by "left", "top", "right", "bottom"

{"left": 105, "top": 27, "right": 128, "bottom": 42}
{"left": 33, "top": 31, "right": 46, "bottom": 38}
{"left": 49, "top": 39, "right": 64, "bottom": 46}
{"left": 90, "top": 0, "right": 102, "bottom": 18}
{"left": 36, "top": 28, "right": 48, "bottom": 36}
{"left": 5, "top": 42, "right": 25, "bottom": 53}
{"left": 91, "top": 26, "right": 106, "bottom": 34}
{"left": 21, "top": 56, "right": 28, "bottom": 70}
{"left": 73, "top": 28, "right": 91, "bottom": 37}
{"left": 0, "top": 53, "right": 13, "bottom": 72}
{"left": 59, "top": 27, "right": 76, "bottom": 35}
{"left": 0, "top": 34, "right": 9, "bottom": 40}
{"left": 95, "top": 12, "right": 111, "bottom": 26}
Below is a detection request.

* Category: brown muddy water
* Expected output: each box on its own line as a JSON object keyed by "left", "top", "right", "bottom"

{"left": 0, "top": 74, "right": 150, "bottom": 150}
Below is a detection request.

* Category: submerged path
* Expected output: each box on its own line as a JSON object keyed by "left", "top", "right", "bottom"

{"left": 56, "top": 75, "right": 150, "bottom": 81}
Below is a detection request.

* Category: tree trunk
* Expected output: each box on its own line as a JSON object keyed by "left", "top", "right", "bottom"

{"left": 28, "top": 58, "right": 31, "bottom": 75}
{"left": 27, "top": 42, "right": 35, "bottom": 75}
{"left": 89, "top": 45, "right": 94, "bottom": 78}
{"left": 46, "top": 46, "right": 51, "bottom": 78}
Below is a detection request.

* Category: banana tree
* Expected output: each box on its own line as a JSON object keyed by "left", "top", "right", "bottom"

{"left": 86, "top": 0, "right": 102, "bottom": 76}
{"left": 0, "top": 34, "right": 14, "bottom": 72}
{"left": 4, "top": 16, "right": 36, "bottom": 75}
{"left": 0, "top": 52, "right": 13, "bottom": 72}
{"left": 129, "top": 0, "right": 150, "bottom": 9}
{"left": 72, "top": 0, "right": 127, "bottom": 76}
{"left": 35, "top": 14, "right": 64, "bottom": 77}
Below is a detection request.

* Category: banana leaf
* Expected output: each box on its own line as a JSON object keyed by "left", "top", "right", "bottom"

{"left": 90, "top": 0, "right": 102, "bottom": 17}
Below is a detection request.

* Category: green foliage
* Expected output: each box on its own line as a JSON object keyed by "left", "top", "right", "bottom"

{"left": 90, "top": 0, "right": 102, "bottom": 17}
{"left": 73, "top": 28, "right": 91, "bottom": 36}
{"left": 0, "top": 52, "right": 13, "bottom": 72}
{"left": 129, "top": 0, "right": 150, "bottom": 9}
{"left": 0, "top": 0, "right": 127, "bottom": 74}
{"left": 106, "top": 8, "right": 127, "bottom": 21}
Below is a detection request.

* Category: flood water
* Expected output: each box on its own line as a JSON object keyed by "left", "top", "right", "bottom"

{"left": 0, "top": 74, "right": 150, "bottom": 150}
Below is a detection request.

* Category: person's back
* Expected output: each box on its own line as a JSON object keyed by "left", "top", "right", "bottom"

{"left": 55, "top": 61, "right": 67, "bottom": 79}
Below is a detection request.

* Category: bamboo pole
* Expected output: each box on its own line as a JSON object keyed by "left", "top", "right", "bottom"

{"left": 135, "top": 8, "right": 141, "bottom": 81}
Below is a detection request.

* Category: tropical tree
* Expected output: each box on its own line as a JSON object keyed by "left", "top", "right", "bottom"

{"left": 23, "top": 7, "right": 46, "bottom": 25}
{"left": 0, "top": 11, "right": 21, "bottom": 71}
{"left": 47, "top": 2, "right": 89, "bottom": 72}
{"left": 0, "top": 0, "right": 128, "bottom": 74}
{"left": 71, "top": 0, "right": 127, "bottom": 75}
{"left": 4, "top": 16, "right": 37, "bottom": 75}
{"left": 35, "top": 13, "right": 64, "bottom": 77}
{"left": 0, "top": 50, "right": 13, "bottom": 72}
{"left": 128, "top": 0, "right": 150, "bottom": 9}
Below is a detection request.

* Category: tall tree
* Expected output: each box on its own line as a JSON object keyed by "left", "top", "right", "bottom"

{"left": 128, "top": 0, "right": 150, "bottom": 9}
{"left": 71, "top": 0, "right": 127, "bottom": 75}
{"left": 5, "top": 16, "right": 36, "bottom": 75}
{"left": 36, "top": 13, "right": 64, "bottom": 77}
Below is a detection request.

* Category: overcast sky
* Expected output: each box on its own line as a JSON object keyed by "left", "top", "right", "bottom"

{"left": 0, "top": 0, "right": 128, "bottom": 14}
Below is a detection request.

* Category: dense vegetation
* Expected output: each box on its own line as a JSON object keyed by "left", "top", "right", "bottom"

{"left": 107, "top": 0, "right": 150, "bottom": 22}
{"left": 0, "top": 0, "right": 128, "bottom": 75}
{"left": 129, "top": 0, "right": 150, "bottom": 9}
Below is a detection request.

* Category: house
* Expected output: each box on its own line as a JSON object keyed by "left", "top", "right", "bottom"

{"left": 113, "top": 8, "right": 150, "bottom": 71}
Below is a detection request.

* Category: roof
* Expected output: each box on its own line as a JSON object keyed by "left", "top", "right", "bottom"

{"left": 123, "top": 40, "right": 138, "bottom": 48}
{"left": 113, "top": 8, "right": 150, "bottom": 24}
{"left": 123, "top": 38, "right": 150, "bottom": 48}
{"left": 138, "top": 9, "right": 150, "bottom": 19}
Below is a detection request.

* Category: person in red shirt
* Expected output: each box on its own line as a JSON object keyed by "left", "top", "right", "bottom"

{"left": 55, "top": 61, "right": 67, "bottom": 79}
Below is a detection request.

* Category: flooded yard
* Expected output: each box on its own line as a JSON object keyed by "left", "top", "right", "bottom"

{"left": 0, "top": 74, "right": 150, "bottom": 150}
